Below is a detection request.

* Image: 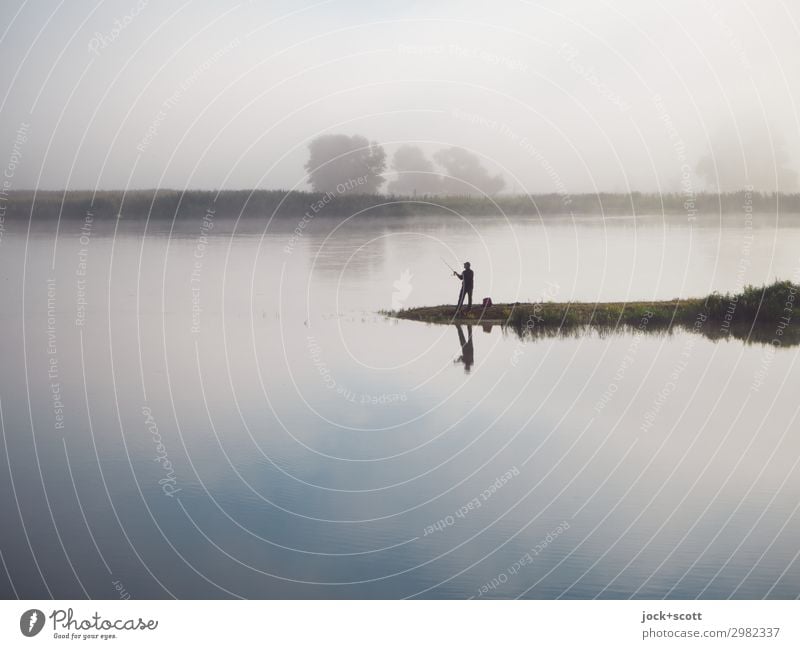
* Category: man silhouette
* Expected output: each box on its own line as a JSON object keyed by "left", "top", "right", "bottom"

{"left": 454, "top": 261, "right": 474, "bottom": 313}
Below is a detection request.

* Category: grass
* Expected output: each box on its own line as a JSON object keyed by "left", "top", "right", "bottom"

{"left": 387, "top": 280, "right": 800, "bottom": 345}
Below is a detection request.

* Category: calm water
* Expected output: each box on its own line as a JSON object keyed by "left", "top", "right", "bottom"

{"left": 1, "top": 211, "right": 799, "bottom": 599}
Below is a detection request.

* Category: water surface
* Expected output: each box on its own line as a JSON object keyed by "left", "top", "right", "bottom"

{"left": 1, "top": 211, "right": 799, "bottom": 599}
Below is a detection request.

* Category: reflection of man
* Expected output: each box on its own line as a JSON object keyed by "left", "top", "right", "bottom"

{"left": 454, "top": 262, "right": 474, "bottom": 313}
{"left": 455, "top": 325, "right": 474, "bottom": 373}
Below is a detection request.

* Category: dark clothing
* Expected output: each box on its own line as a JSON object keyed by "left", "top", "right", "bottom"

{"left": 456, "top": 268, "right": 474, "bottom": 290}
{"left": 455, "top": 268, "right": 474, "bottom": 311}
{"left": 457, "top": 285, "right": 472, "bottom": 310}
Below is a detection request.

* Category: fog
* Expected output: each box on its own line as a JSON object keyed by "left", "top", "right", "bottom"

{"left": 1, "top": 0, "right": 799, "bottom": 193}
{"left": 387, "top": 145, "right": 505, "bottom": 195}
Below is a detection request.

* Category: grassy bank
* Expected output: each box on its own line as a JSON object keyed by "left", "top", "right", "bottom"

{"left": 389, "top": 280, "right": 800, "bottom": 345}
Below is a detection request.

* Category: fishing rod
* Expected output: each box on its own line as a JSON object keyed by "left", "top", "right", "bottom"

{"left": 440, "top": 257, "right": 458, "bottom": 274}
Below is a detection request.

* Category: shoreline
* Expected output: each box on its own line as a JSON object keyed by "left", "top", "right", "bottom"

{"left": 3, "top": 189, "right": 799, "bottom": 221}
{"left": 387, "top": 281, "right": 800, "bottom": 345}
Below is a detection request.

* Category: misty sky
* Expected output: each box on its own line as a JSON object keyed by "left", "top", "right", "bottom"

{"left": 1, "top": 0, "right": 799, "bottom": 193}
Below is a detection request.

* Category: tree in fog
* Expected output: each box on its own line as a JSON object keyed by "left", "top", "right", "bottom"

{"left": 387, "top": 145, "right": 443, "bottom": 195}
{"left": 304, "top": 134, "right": 386, "bottom": 194}
{"left": 433, "top": 147, "right": 505, "bottom": 195}
{"left": 696, "top": 127, "right": 799, "bottom": 192}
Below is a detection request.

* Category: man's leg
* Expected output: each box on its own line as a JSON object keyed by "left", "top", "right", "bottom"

{"left": 467, "top": 289, "right": 472, "bottom": 309}
{"left": 456, "top": 286, "right": 465, "bottom": 312}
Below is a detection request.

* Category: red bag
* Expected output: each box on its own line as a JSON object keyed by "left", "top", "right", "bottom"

{"left": 482, "top": 297, "right": 493, "bottom": 307}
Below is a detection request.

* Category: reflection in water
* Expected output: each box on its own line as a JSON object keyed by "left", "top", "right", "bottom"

{"left": 454, "top": 325, "right": 474, "bottom": 373}
{"left": 509, "top": 320, "right": 800, "bottom": 348}
{"left": 445, "top": 318, "right": 799, "bottom": 381}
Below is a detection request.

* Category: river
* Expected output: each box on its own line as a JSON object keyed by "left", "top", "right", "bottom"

{"left": 1, "top": 210, "right": 798, "bottom": 598}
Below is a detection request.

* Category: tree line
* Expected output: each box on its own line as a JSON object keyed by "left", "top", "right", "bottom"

{"left": 304, "top": 134, "right": 506, "bottom": 197}
{"left": 4, "top": 133, "right": 799, "bottom": 220}
{"left": 4, "top": 188, "right": 799, "bottom": 221}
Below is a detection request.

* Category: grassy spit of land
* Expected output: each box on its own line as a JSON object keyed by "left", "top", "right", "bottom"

{"left": 389, "top": 281, "right": 800, "bottom": 345}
